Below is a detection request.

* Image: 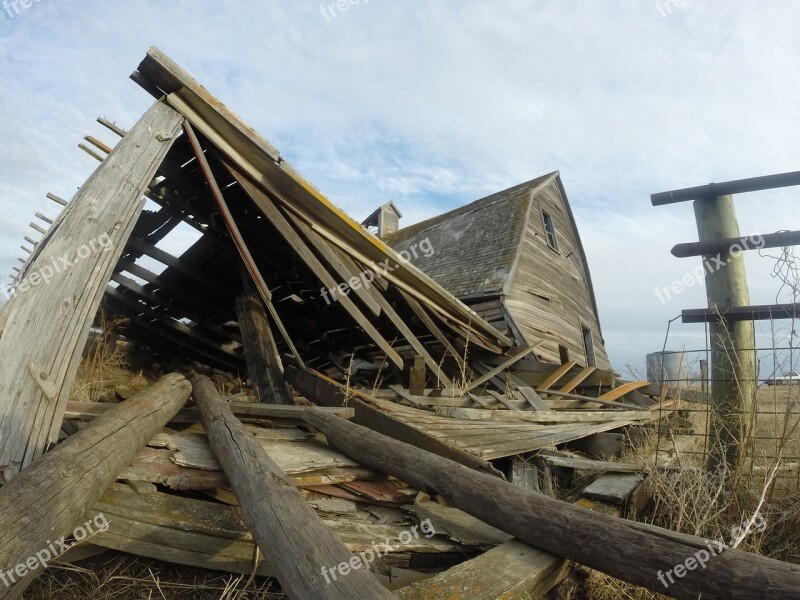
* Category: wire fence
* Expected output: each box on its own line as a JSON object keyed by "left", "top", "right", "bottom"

{"left": 647, "top": 242, "right": 800, "bottom": 493}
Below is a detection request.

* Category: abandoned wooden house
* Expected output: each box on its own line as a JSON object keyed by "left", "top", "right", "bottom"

{"left": 385, "top": 173, "right": 612, "bottom": 370}
{"left": 0, "top": 47, "right": 797, "bottom": 600}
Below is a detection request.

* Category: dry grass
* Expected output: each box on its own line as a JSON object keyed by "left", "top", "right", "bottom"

{"left": 70, "top": 319, "right": 150, "bottom": 404}
{"left": 582, "top": 385, "right": 800, "bottom": 599}
{"left": 26, "top": 552, "right": 284, "bottom": 600}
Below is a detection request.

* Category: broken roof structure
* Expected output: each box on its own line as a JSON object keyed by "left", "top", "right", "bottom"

{"left": 1, "top": 48, "right": 780, "bottom": 600}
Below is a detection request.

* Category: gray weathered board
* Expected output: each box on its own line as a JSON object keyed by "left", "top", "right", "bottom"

{"left": 0, "top": 101, "right": 184, "bottom": 479}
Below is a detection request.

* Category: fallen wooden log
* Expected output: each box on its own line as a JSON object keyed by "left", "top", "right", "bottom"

{"left": 235, "top": 279, "right": 295, "bottom": 405}
{"left": 0, "top": 373, "right": 191, "bottom": 600}
{"left": 304, "top": 411, "right": 800, "bottom": 600}
{"left": 191, "top": 375, "right": 394, "bottom": 600}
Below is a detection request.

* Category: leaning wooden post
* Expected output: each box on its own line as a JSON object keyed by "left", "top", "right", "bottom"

{"left": 190, "top": 375, "right": 394, "bottom": 600}
{"left": 0, "top": 374, "right": 191, "bottom": 600}
{"left": 304, "top": 411, "right": 800, "bottom": 600}
{"left": 694, "top": 195, "right": 757, "bottom": 472}
{"left": 0, "top": 101, "right": 184, "bottom": 479}
{"left": 235, "top": 272, "right": 294, "bottom": 405}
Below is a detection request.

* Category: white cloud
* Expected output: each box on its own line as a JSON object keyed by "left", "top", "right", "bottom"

{"left": 1, "top": 0, "right": 799, "bottom": 372}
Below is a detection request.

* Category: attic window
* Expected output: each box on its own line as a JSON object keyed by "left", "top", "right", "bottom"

{"left": 542, "top": 211, "right": 558, "bottom": 250}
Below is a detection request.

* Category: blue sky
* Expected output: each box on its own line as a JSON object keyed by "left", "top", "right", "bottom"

{"left": 1, "top": 0, "right": 799, "bottom": 375}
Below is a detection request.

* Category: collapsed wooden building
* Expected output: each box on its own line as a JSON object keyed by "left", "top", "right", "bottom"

{"left": 0, "top": 48, "right": 798, "bottom": 599}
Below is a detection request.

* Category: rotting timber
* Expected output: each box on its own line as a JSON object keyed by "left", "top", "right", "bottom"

{"left": 0, "top": 47, "right": 787, "bottom": 600}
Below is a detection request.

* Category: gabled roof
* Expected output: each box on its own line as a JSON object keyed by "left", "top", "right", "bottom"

{"left": 387, "top": 172, "right": 606, "bottom": 343}
{"left": 386, "top": 173, "right": 554, "bottom": 299}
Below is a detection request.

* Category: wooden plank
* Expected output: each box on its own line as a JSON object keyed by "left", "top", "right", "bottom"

{"left": 582, "top": 474, "right": 645, "bottom": 503}
{"left": 283, "top": 211, "right": 381, "bottom": 317}
{"left": 511, "top": 380, "right": 551, "bottom": 411}
{"left": 487, "top": 390, "right": 526, "bottom": 411}
{"left": 149, "top": 430, "right": 366, "bottom": 476}
{"left": 399, "top": 290, "right": 467, "bottom": 372}
{"left": 0, "top": 375, "right": 191, "bottom": 598}
{"left": 536, "top": 360, "right": 578, "bottom": 391}
{"left": 191, "top": 375, "right": 394, "bottom": 599}
{"left": 389, "top": 386, "right": 472, "bottom": 409}
{"left": 465, "top": 344, "right": 539, "bottom": 392}
{"left": 558, "top": 367, "right": 597, "bottom": 393}
{"left": 540, "top": 388, "right": 648, "bottom": 410}
{"left": 228, "top": 163, "right": 404, "bottom": 369}
{"left": 126, "top": 238, "right": 227, "bottom": 293}
{"left": 0, "top": 101, "right": 184, "bottom": 477}
{"left": 396, "top": 539, "right": 567, "bottom": 600}
{"left": 407, "top": 501, "right": 512, "bottom": 547}
{"left": 597, "top": 381, "right": 651, "bottom": 402}
{"left": 286, "top": 366, "right": 503, "bottom": 478}
{"left": 539, "top": 454, "right": 645, "bottom": 474}
{"left": 435, "top": 406, "right": 652, "bottom": 424}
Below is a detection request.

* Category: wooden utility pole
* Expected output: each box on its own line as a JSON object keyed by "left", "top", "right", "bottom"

{"left": 235, "top": 273, "right": 294, "bottom": 405}
{"left": 305, "top": 410, "right": 800, "bottom": 600}
{"left": 191, "top": 375, "right": 393, "bottom": 600}
{"left": 0, "top": 374, "right": 191, "bottom": 599}
{"left": 694, "top": 195, "right": 756, "bottom": 471}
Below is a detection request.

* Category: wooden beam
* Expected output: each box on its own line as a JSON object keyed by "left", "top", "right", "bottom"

{"left": 0, "top": 374, "right": 191, "bottom": 599}
{"left": 558, "top": 367, "right": 597, "bottom": 393}
{"left": 465, "top": 345, "right": 538, "bottom": 392}
{"left": 682, "top": 303, "right": 800, "bottom": 323}
{"left": 536, "top": 360, "right": 579, "bottom": 391}
{"left": 672, "top": 229, "right": 800, "bottom": 258}
{"left": 652, "top": 169, "right": 800, "bottom": 205}
{"left": 191, "top": 375, "right": 394, "bottom": 600}
{"left": 435, "top": 406, "right": 652, "bottom": 424}
{"left": 399, "top": 290, "right": 467, "bottom": 372}
{"left": 45, "top": 193, "right": 67, "bottom": 206}
{"left": 182, "top": 122, "right": 304, "bottom": 366}
{"left": 235, "top": 284, "right": 295, "bottom": 405}
{"left": 127, "top": 238, "right": 227, "bottom": 293}
{"left": 228, "top": 163, "right": 404, "bottom": 369}
{"left": 0, "top": 101, "right": 183, "bottom": 477}
{"left": 29, "top": 222, "right": 47, "bottom": 236}
{"left": 304, "top": 411, "right": 800, "bottom": 600}
{"left": 597, "top": 381, "right": 651, "bottom": 402}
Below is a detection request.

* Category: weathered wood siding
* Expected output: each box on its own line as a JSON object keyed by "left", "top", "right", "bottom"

{"left": 504, "top": 180, "right": 611, "bottom": 370}
{"left": 0, "top": 101, "right": 184, "bottom": 479}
